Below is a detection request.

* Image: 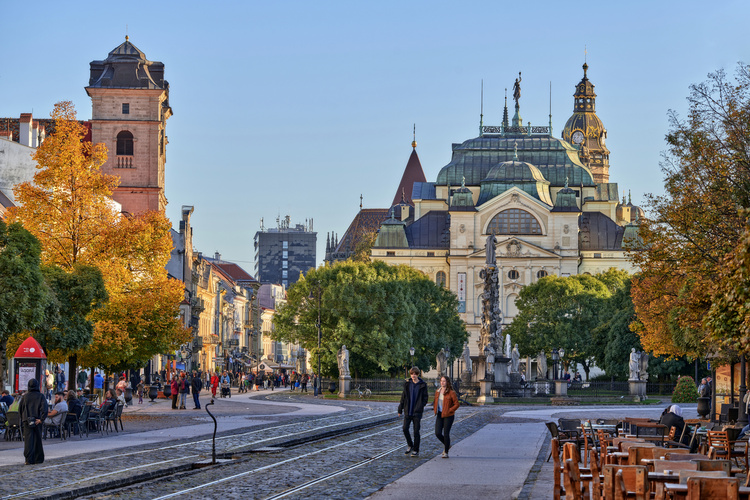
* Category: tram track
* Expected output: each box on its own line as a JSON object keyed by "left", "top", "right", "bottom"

{"left": 88, "top": 411, "right": 480, "bottom": 500}
{"left": 2, "top": 409, "right": 399, "bottom": 500}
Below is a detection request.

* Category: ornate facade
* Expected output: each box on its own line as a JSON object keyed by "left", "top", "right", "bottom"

{"left": 370, "top": 64, "right": 641, "bottom": 359}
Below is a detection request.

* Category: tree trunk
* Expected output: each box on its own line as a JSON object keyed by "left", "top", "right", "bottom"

{"left": 68, "top": 353, "right": 77, "bottom": 391}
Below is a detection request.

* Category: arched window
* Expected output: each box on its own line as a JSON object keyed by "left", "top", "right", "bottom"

{"left": 116, "top": 131, "right": 134, "bottom": 156}
{"left": 436, "top": 271, "right": 447, "bottom": 287}
{"left": 487, "top": 209, "right": 542, "bottom": 235}
{"left": 537, "top": 270, "right": 548, "bottom": 279}
{"left": 508, "top": 269, "right": 520, "bottom": 280}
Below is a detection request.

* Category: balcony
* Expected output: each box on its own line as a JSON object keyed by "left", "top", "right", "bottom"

{"left": 116, "top": 156, "right": 134, "bottom": 169}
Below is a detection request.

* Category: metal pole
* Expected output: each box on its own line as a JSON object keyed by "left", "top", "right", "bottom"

{"left": 739, "top": 355, "right": 748, "bottom": 426}
{"left": 317, "top": 285, "right": 322, "bottom": 397}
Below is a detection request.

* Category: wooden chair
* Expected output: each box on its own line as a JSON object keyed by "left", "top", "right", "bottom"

{"left": 664, "top": 452, "right": 708, "bottom": 461}
{"left": 685, "top": 476, "right": 739, "bottom": 499}
{"left": 43, "top": 411, "right": 67, "bottom": 440}
{"left": 693, "top": 459, "right": 731, "bottom": 474}
{"left": 678, "top": 470, "right": 728, "bottom": 484}
{"left": 653, "top": 447, "right": 689, "bottom": 460}
{"left": 628, "top": 445, "right": 655, "bottom": 466}
{"left": 551, "top": 438, "right": 565, "bottom": 500}
{"left": 564, "top": 459, "right": 584, "bottom": 500}
{"left": 706, "top": 430, "right": 748, "bottom": 470}
{"left": 602, "top": 465, "right": 649, "bottom": 500}
{"left": 652, "top": 459, "right": 697, "bottom": 473}
{"left": 589, "top": 448, "right": 604, "bottom": 500}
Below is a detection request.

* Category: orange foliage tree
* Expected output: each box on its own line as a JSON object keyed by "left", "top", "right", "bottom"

{"left": 10, "top": 101, "right": 190, "bottom": 377}
{"left": 629, "top": 64, "right": 750, "bottom": 359}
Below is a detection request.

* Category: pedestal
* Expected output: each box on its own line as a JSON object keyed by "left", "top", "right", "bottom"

{"left": 555, "top": 380, "right": 568, "bottom": 397}
{"left": 629, "top": 380, "right": 647, "bottom": 400}
{"left": 494, "top": 360, "right": 510, "bottom": 383}
{"left": 338, "top": 376, "right": 351, "bottom": 398}
{"left": 477, "top": 379, "right": 494, "bottom": 404}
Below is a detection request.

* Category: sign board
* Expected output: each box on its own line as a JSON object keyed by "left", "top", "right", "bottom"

{"left": 18, "top": 364, "right": 36, "bottom": 390}
{"left": 457, "top": 272, "right": 466, "bottom": 312}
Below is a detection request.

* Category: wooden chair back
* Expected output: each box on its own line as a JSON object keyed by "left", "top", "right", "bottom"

{"left": 589, "top": 449, "right": 603, "bottom": 500}
{"left": 706, "top": 430, "right": 730, "bottom": 455}
{"left": 664, "top": 453, "right": 708, "bottom": 461}
{"left": 563, "top": 442, "right": 581, "bottom": 463}
{"left": 628, "top": 446, "right": 655, "bottom": 466}
{"left": 685, "top": 476, "right": 739, "bottom": 499}
{"left": 653, "top": 447, "right": 688, "bottom": 460}
{"left": 652, "top": 459, "right": 697, "bottom": 473}
{"left": 563, "top": 459, "right": 583, "bottom": 500}
{"left": 678, "top": 470, "right": 727, "bottom": 484}
{"left": 621, "top": 441, "right": 655, "bottom": 453}
{"left": 613, "top": 437, "right": 645, "bottom": 450}
{"left": 551, "top": 438, "right": 564, "bottom": 500}
{"left": 602, "top": 465, "right": 649, "bottom": 500}
{"left": 693, "top": 459, "right": 731, "bottom": 474}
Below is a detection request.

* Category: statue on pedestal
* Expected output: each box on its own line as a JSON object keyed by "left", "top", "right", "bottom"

{"left": 337, "top": 345, "right": 350, "bottom": 378}
{"left": 638, "top": 352, "right": 649, "bottom": 382}
{"left": 462, "top": 343, "right": 472, "bottom": 374}
{"left": 511, "top": 344, "right": 520, "bottom": 373}
{"left": 628, "top": 348, "right": 640, "bottom": 380}
{"left": 537, "top": 350, "right": 547, "bottom": 380}
{"left": 436, "top": 349, "right": 447, "bottom": 378}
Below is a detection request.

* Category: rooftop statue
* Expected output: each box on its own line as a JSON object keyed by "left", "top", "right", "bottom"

{"left": 512, "top": 72, "right": 522, "bottom": 104}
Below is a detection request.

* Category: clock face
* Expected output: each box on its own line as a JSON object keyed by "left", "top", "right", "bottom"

{"left": 572, "top": 131, "right": 584, "bottom": 144}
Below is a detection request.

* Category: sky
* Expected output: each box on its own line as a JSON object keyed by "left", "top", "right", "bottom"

{"left": 2, "top": 1, "right": 749, "bottom": 273}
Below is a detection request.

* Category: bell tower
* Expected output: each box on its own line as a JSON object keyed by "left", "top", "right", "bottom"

{"left": 86, "top": 37, "right": 172, "bottom": 214}
{"left": 562, "top": 63, "right": 610, "bottom": 184}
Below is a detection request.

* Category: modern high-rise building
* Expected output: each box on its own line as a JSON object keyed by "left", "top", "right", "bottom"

{"left": 254, "top": 216, "right": 316, "bottom": 287}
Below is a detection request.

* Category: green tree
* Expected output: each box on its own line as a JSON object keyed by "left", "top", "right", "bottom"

{"left": 0, "top": 221, "right": 54, "bottom": 388}
{"left": 273, "top": 260, "right": 467, "bottom": 377}
{"left": 35, "top": 264, "right": 108, "bottom": 372}
{"left": 504, "top": 273, "right": 611, "bottom": 380}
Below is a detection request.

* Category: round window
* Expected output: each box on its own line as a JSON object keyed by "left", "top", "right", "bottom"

{"left": 537, "top": 270, "right": 548, "bottom": 279}
{"left": 508, "top": 270, "right": 520, "bottom": 280}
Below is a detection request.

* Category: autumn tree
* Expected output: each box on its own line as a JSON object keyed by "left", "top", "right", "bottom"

{"left": 273, "top": 261, "right": 467, "bottom": 378}
{"left": 0, "top": 221, "right": 54, "bottom": 388}
{"left": 630, "top": 64, "right": 750, "bottom": 358}
{"left": 10, "top": 101, "right": 189, "bottom": 382}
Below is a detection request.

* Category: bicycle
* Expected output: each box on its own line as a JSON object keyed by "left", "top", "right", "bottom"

{"left": 354, "top": 385, "right": 371, "bottom": 398}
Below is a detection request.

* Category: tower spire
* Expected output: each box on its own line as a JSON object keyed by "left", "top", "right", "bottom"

{"left": 360, "top": 194, "right": 363, "bottom": 210}
{"left": 502, "top": 88, "right": 509, "bottom": 131}
{"left": 412, "top": 124, "right": 417, "bottom": 149}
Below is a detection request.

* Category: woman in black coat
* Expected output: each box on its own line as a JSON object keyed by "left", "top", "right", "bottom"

{"left": 659, "top": 404, "right": 691, "bottom": 446}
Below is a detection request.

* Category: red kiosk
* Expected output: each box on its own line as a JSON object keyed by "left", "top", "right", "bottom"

{"left": 13, "top": 336, "right": 47, "bottom": 393}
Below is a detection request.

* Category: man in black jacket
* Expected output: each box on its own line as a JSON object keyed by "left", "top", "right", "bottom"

{"left": 191, "top": 370, "right": 202, "bottom": 409}
{"left": 398, "top": 367, "right": 428, "bottom": 457}
{"left": 19, "top": 378, "right": 48, "bottom": 465}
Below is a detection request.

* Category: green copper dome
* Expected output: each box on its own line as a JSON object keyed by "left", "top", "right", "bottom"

{"left": 477, "top": 160, "right": 552, "bottom": 206}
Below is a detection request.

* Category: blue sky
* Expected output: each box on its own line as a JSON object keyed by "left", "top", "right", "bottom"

{"left": 2, "top": 1, "right": 749, "bottom": 272}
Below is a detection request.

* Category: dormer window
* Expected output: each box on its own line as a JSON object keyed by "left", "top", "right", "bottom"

{"left": 122, "top": 103, "right": 130, "bottom": 114}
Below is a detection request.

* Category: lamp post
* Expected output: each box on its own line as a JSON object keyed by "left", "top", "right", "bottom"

{"left": 310, "top": 283, "right": 322, "bottom": 397}
{"left": 410, "top": 346, "right": 415, "bottom": 370}
{"left": 552, "top": 349, "right": 559, "bottom": 381}
{"left": 558, "top": 348, "right": 565, "bottom": 380}
{"left": 445, "top": 346, "right": 452, "bottom": 381}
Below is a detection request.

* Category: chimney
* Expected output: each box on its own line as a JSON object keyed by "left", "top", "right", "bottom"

{"left": 19, "top": 113, "right": 33, "bottom": 147}
{"left": 31, "top": 120, "right": 39, "bottom": 147}
{"left": 0, "top": 131, "right": 11, "bottom": 142}
{"left": 214, "top": 251, "right": 221, "bottom": 261}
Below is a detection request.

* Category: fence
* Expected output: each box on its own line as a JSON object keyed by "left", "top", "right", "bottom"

{"left": 320, "top": 378, "right": 441, "bottom": 395}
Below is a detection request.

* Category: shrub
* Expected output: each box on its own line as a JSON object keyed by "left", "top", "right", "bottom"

{"left": 671, "top": 375, "right": 698, "bottom": 403}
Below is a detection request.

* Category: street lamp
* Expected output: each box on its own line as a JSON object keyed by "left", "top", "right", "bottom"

{"left": 552, "top": 349, "right": 559, "bottom": 381}
{"left": 558, "top": 348, "right": 565, "bottom": 380}
{"left": 309, "top": 283, "right": 322, "bottom": 397}
{"left": 410, "top": 346, "right": 415, "bottom": 369}
{"left": 445, "top": 346, "right": 452, "bottom": 381}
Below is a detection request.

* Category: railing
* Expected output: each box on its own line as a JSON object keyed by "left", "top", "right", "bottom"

{"left": 116, "top": 156, "right": 134, "bottom": 168}
{"left": 481, "top": 124, "right": 551, "bottom": 136}
{"left": 318, "top": 377, "right": 440, "bottom": 395}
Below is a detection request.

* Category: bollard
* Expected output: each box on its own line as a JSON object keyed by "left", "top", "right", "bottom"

{"left": 205, "top": 398, "right": 217, "bottom": 464}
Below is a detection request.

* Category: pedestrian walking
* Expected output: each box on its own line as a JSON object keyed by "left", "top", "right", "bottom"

{"left": 210, "top": 372, "right": 219, "bottom": 398}
{"left": 301, "top": 373, "right": 309, "bottom": 392}
{"left": 19, "top": 378, "right": 48, "bottom": 464}
{"left": 191, "top": 370, "right": 202, "bottom": 409}
{"left": 170, "top": 375, "right": 179, "bottom": 410}
{"left": 397, "top": 366, "right": 428, "bottom": 457}
{"left": 179, "top": 372, "right": 189, "bottom": 409}
{"left": 434, "top": 375, "right": 459, "bottom": 458}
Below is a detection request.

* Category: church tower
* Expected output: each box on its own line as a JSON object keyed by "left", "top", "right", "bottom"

{"left": 86, "top": 37, "right": 172, "bottom": 214}
{"left": 562, "top": 63, "right": 610, "bottom": 184}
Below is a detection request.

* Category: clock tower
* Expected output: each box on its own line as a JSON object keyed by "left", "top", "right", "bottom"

{"left": 86, "top": 37, "right": 172, "bottom": 214}
{"left": 562, "top": 63, "right": 610, "bottom": 184}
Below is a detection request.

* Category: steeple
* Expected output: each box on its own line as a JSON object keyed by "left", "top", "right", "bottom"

{"left": 502, "top": 88, "right": 509, "bottom": 130}
{"left": 562, "top": 62, "right": 611, "bottom": 185}
{"left": 391, "top": 132, "right": 427, "bottom": 206}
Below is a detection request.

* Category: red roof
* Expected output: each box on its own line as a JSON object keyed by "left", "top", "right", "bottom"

{"left": 391, "top": 148, "right": 426, "bottom": 206}
{"left": 14, "top": 336, "right": 47, "bottom": 359}
{"left": 213, "top": 262, "right": 256, "bottom": 283}
{"left": 334, "top": 208, "right": 389, "bottom": 255}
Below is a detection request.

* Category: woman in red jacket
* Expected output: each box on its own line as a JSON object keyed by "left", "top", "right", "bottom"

{"left": 210, "top": 372, "right": 219, "bottom": 397}
{"left": 433, "top": 375, "right": 460, "bottom": 458}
